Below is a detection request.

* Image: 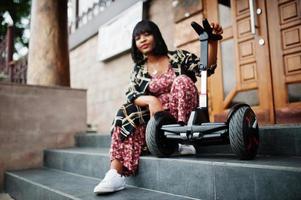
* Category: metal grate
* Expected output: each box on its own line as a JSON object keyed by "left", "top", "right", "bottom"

{"left": 0, "top": 26, "right": 27, "bottom": 84}
{"left": 69, "top": 0, "right": 115, "bottom": 33}
{"left": 0, "top": 38, "right": 7, "bottom": 74}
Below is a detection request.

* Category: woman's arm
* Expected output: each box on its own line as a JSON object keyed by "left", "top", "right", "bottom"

{"left": 126, "top": 66, "right": 163, "bottom": 116}
{"left": 134, "top": 95, "right": 163, "bottom": 116}
{"left": 181, "top": 22, "right": 223, "bottom": 77}
{"left": 208, "top": 41, "right": 218, "bottom": 68}
{"left": 208, "top": 23, "right": 223, "bottom": 70}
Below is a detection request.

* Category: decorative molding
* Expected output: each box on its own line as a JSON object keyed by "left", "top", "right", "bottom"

{"left": 172, "top": 0, "right": 202, "bottom": 23}
{"left": 282, "top": 26, "right": 301, "bottom": 49}
{"left": 236, "top": 0, "right": 249, "bottom": 16}
{"left": 285, "top": 52, "right": 301, "bottom": 74}
{"left": 97, "top": 1, "right": 143, "bottom": 61}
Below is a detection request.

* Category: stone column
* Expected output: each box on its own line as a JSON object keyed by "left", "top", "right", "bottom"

{"left": 27, "top": 0, "right": 70, "bottom": 86}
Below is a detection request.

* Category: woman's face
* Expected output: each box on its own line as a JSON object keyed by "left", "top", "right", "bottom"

{"left": 135, "top": 32, "right": 155, "bottom": 55}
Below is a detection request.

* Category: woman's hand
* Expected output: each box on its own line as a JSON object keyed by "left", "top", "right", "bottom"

{"left": 148, "top": 97, "right": 164, "bottom": 116}
{"left": 134, "top": 95, "right": 163, "bottom": 116}
{"left": 207, "top": 22, "right": 222, "bottom": 74}
{"left": 211, "top": 22, "right": 223, "bottom": 36}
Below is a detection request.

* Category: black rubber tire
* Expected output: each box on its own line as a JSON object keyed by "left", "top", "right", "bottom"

{"left": 229, "top": 106, "right": 259, "bottom": 160}
{"left": 145, "top": 111, "right": 178, "bottom": 157}
{"left": 193, "top": 144, "right": 203, "bottom": 155}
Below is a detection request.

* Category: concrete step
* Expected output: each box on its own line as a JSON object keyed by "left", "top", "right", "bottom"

{"left": 5, "top": 168, "right": 195, "bottom": 200}
{"left": 198, "top": 124, "right": 301, "bottom": 156}
{"left": 75, "top": 124, "right": 301, "bottom": 156}
{"left": 75, "top": 133, "right": 111, "bottom": 148}
{"left": 44, "top": 147, "right": 301, "bottom": 200}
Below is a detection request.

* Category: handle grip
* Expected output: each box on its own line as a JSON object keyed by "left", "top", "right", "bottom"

{"left": 191, "top": 21, "right": 204, "bottom": 35}
{"left": 249, "top": 0, "right": 256, "bottom": 34}
{"left": 191, "top": 19, "right": 223, "bottom": 41}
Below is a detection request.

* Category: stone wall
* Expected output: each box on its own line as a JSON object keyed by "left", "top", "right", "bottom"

{"left": 69, "top": 0, "right": 175, "bottom": 133}
{"left": 70, "top": 36, "right": 132, "bottom": 133}
{"left": 0, "top": 83, "right": 86, "bottom": 190}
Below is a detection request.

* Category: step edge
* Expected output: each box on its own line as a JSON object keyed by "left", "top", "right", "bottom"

{"left": 45, "top": 168, "right": 201, "bottom": 200}
{"left": 128, "top": 185, "right": 202, "bottom": 200}
{"left": 5, "top": 171, "right": 81, "bottom": 200}
{"left": 9, "top": 167, "right": 199, "bottom": 200}
{"left": 260, "top": 124, "right": 301, "bottom": 129}
{"left": 44, "top": 148, "right": 109, "bottom": 156}
{"left": 76, "top": 133, "right": 110, "bottom": 137}
{"left": 76, "top": 125, "right": 301, "bottom": 137}
{"left": 44, "top": 149, "right": 301, "bottom": 172}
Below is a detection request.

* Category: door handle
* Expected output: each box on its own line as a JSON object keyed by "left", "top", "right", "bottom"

{"left": 249, "top": 0, "right": 256, "bottom": 34}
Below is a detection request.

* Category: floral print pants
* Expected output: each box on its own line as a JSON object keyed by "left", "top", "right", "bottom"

{"left": 110, "top": 72, "right": 198, "bottom": 176}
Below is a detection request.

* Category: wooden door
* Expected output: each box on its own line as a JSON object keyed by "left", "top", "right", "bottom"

{"left": 208, "top": 0, "right": 275, "bottom": 124}
{"left": 266, "top": 0, "right": 301, "bottom": 123}
{"left": 208, "top": 0, "right": 301, "bottom": 124}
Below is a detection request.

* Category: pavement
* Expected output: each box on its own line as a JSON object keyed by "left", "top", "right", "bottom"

{"left": 0, "top": 193, "right": 14, "bottom": 200}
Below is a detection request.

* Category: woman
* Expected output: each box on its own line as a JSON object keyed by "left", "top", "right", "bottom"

{"left": 94, "top": 20, "right": 223, "bottom": 194}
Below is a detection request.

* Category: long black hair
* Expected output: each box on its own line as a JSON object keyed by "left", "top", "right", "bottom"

{"left": 131, "top": 20, "right": 168, "bottom": 64}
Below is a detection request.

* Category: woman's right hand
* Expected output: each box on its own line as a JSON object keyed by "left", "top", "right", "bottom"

{"left": 134, "top": 95, "right": 163, "bottom": 116}
{"left": 148, "top": 96, "right": 163, "bottom": 116}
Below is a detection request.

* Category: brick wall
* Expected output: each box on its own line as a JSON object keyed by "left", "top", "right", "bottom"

{"left": 0, "top": 82, "right": 86, "bottom": 190}
{"left": 70, "top": 36, "right": 132, "bottom": 133}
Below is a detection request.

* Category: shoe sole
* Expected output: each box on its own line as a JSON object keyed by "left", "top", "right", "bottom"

{"left": 94, "top": 186, "right": 125, "bottom": 194}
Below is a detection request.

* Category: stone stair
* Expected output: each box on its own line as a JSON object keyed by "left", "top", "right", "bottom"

{"left": 5, "top": 168, "right": 194, "bottom": 200}
{"left": 4, "top": 125, "right": 301, "bottom": 200}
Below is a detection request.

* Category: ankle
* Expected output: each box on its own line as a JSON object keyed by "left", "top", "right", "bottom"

{"left": 110, "top": 159, "right": 123, "bottom": 174}
{"left": 110, "top": 168, "right": 122, "bottom": 175}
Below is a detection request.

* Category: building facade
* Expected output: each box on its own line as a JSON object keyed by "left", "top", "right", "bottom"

{"left": 68, "top": 0, "right": 301, "bottom": 133}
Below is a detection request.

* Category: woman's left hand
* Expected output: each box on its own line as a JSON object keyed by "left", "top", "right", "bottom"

{"left": 211, "top": 22, "right": 223, "bottom": 35}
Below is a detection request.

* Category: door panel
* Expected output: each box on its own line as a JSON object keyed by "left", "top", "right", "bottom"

{"left": 209, "top": 0, "right": 274, "bottom": 124}
{"left": 267, "top": 0, "right": 301, "bottom": 123}
{"left": 209, "top": 0, "right": 301, "bottom": 124}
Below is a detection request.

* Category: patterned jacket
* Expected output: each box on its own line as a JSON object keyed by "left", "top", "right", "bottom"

{"left": 113, "top": 50, "right": 203, "bottom": 141}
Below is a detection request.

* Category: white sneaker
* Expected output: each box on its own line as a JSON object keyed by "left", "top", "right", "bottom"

{"left": 93, "top": 169, "right": 126, "bottom": 194}
{"left": 178, "top": 144, "right": 196, "bottom": 155}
